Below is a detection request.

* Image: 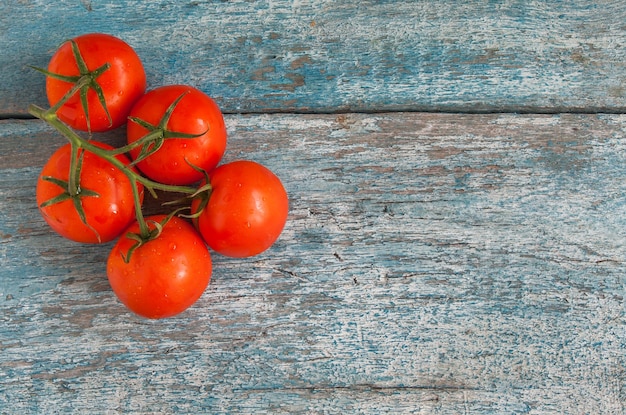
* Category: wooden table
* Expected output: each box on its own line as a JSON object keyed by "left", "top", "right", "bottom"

{"left": 2, "top": 1, "right": 625, "bottom": 413}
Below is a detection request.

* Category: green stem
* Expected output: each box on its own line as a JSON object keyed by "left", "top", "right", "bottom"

{"left": 107, "top": 129, "right": 164, "bottom": 155}
{"left": 126, "top": 167, "right": 150, "bottom": 238}
{"left": 28, "top": 103, "right": 205, "bottom": 239}
{"left": 67, "top": 141, "right": 81, "bottom": 195}
{"left": 29, "top": 104, "right": 198, "bottom": 192}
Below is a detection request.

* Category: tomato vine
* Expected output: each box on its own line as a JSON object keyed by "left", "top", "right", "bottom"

{"left": 29, "top": 33, "right": 288, "bottom": 319}
{"left": 29, "top": 100, "right": 203, "bottom": 241}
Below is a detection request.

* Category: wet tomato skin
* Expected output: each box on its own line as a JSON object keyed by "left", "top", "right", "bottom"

{"left": 192, "top": 160, "right": 289, "bottom": 258}
{"left": 107, "top": 215, "right": 212, "bottom": 319}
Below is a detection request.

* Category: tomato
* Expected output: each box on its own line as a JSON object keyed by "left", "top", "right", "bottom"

{"left": 107, "top": 215, "right": 212, "bottom": 319}
{"left": 126, "top": 85, "right": 227, "bottom": 185}
{"left": 46, "top": 33, "right": 146, "bottom": 132}
{"left": 36, "top": 142, "right": 143, "bottom": 244}
{"left": 192, "top": 160, "right": 289, "bottom": 257}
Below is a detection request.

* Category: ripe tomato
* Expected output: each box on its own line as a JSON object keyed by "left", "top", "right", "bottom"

{"left": 36, "top": 142, "right": 143, "bottom": 244}
{"left": 46, "top": 33, "right": 146, "bottom": 132}
{"left": 107, "top": 215, "right": 212, "bottom": 319}
{"left": 192, "top": 160, "right": 289, "bottom": 258}
{"left": 126, "top": 85, "right": 227, "bottom": 185}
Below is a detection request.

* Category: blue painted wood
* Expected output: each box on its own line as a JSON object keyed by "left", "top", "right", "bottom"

{"left": 1, "top": 113, "right": 625, "bottom": 413}
{"left": 2, "top": 0, "right": 626, "bottom": 115}
{"left": 2, "top": 0, "right": 626, "bottom": 413}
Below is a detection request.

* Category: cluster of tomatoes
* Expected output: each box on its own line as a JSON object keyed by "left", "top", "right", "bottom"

{"left": 30, "top": 33, "right": 289, "bottom": 319}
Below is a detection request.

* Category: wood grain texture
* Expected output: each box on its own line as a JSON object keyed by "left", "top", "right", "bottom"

{"left": 2, "top": 0, "right": 626, "bottom": 115}
{"left": 1, "top": 113, "right": 625, "bottom": 414}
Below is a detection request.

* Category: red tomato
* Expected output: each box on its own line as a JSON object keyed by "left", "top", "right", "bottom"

{"left": 192, "top": 160, "right": 289, "bottom": 257}
{"left": 46, "top": 33, "right": 146, "bottom": 132}
{"left": 107, "top": 215, "right": 212, "bottom": 319}
{"left": 126, "top": 85, "right": 227, "bottom": 185}
{"left": 36, "top": 142, "right": 143, "bottom": 244}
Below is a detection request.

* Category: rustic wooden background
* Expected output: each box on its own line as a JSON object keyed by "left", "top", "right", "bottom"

{"left": 1, "top": 1, "right": 625, "bottom": 414}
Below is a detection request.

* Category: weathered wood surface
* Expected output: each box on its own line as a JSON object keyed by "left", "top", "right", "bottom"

{"left": 2, "top": 0, "right": 626, "bottom": 413}
{"left": 2, "top": 0, "right": 626, "bottom": 115}
{"left": 1, "top": 113, "right": 625, "bottom": 414}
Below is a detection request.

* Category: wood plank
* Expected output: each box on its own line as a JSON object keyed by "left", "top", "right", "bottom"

{"left": 1, "top": 113, "right": 625, "bottom": 413}
{"left": 2, "top": 0, "right": 626, "bottom": 115}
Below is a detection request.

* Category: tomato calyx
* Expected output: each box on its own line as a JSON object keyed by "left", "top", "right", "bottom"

{"left": 38, "top": 176, "right": 100, "bottom": 206}
{"left": 30, "top": 39, "right": 113, "bottom": 133}
{"left": 38, "top": 143, "right": 104, "bottom": 241}
{"left": 120, "top": 208, "right": 186, "bottom": 263}
{"left": 122, "top": 92, "right": 209, "bottom": 165}
{"left": 39, "top": 175, "right": 102, "bottom": 241}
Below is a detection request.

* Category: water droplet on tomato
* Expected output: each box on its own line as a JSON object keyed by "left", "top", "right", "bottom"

{"left": 169, "top": 242, "right": 177, "bottom": 251}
